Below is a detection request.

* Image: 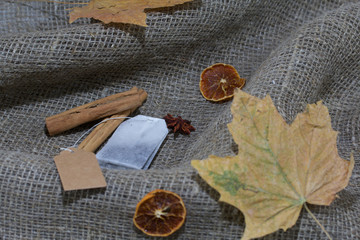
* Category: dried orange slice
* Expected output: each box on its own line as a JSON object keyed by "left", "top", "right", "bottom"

{"left": 133, "top": 189, "right": 186, "bottom": 237}
{"left": 200, "top": 63, "right": 246, "bottom": 101}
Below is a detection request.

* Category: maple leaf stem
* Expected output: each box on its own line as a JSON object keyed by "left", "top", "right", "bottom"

{"left": 304, "top": 203, "right": 333, "bottom": 240}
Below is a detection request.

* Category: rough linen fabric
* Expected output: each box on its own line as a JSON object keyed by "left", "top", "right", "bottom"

{"left": 1, "top": 0, "right": 359, "bottom": 239}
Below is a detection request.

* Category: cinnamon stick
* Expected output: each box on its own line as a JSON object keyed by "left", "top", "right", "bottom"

{"left": 46, "top": 87, "right": 147, "bottom": 136}
{"left": 78, "top": 89, "right": 148, "bottom": 152}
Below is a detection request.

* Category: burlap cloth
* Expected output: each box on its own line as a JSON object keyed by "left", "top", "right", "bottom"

{"left": 1, "top": 0, "right": 359, "bottom": 239}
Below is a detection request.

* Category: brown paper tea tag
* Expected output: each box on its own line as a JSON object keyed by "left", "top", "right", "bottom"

{"left": 54, "top": 148, "right": 107, "bottom": 191}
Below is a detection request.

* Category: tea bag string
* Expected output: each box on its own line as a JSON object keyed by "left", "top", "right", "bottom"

{"left": 60, "top": 116, "right": 132, "bottom": 152}
{"left": 60, "top": 116, "right": 157, "bottom": 152}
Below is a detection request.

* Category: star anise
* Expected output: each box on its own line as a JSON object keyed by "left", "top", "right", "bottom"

{"left": 163, "top": 114, "right": 195, "bottom": 135}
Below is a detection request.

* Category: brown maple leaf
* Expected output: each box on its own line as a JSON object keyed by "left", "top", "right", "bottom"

{"left": 69, "top": 0, "right": 194, "bottom": 26}
{"left": 192, "top": 89, "right": 354, "bottom": 240}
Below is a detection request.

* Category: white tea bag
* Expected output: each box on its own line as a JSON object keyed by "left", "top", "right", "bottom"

{"left": 96, "top": 115, "right": 168, "bottom": 170}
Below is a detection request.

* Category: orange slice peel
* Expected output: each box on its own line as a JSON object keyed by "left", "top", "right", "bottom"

{"left": 200, "top": 63, "right": 246, "bottom": 102}
{"left": 133, "top": 189, "right": 186, "bottom": 237}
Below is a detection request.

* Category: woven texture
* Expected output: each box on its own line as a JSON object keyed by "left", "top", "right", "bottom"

{"left": 1, "top": 0, "right": 360, "bottom": 239}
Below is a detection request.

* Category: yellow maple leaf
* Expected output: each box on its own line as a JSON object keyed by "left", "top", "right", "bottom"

{"left": 191, "top": 89, "right": 354, "bottom": 240}
{"left": 69, "top": 0, "right": 194, "bottom": 26}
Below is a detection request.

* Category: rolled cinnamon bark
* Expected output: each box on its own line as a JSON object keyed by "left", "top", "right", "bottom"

{"left": 46, "top": 87, "right": 147, "bottom": 136}
{"left": 78, "top": 89, "right": 148, "bottom": 152}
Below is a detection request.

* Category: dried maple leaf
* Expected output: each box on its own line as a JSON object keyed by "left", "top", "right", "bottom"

{"left": 191, "top": 89, "right": 354, "bottom": 240}
{"left": 69, "top": 0, "right": 194, "bottom": 26}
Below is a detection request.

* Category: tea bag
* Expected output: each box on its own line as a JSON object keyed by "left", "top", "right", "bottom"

{"left": 96, "top": 115, "right": 168, "bottom": 170}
